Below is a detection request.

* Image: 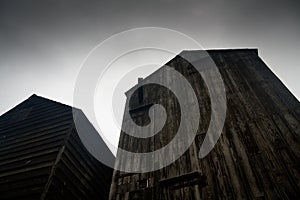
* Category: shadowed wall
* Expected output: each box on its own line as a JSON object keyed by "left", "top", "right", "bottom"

{"left": 110, "top": 49, "right": 300, "bottom": 199}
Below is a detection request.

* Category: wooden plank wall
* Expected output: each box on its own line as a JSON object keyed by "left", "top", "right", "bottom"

{"left": 0, "top": 95, "right": 114, "bottom": 200}
{"left": 0, "top": 95, "right": 74, "bottom": 199}
{"left": 109, "top": 49, "right": 300, "bottom": 200}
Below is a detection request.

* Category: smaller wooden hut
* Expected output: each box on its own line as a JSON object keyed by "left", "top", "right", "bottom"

{"left": 0, "top": 94, "right": 114, "bottom": 199}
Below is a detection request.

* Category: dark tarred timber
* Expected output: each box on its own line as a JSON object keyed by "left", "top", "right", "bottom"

{"left": 0, "top": 94, "right": 114, "bottom": 200}
{"left": 109, "top": 49, "right": 300, "bottom": 200}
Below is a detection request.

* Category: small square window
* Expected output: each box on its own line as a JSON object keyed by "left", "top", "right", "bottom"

{"left": 139, "top": 179, "right": 148, "bottom": 188}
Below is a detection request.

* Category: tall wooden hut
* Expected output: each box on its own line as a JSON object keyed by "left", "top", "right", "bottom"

{"left": 109, "top": 49, "right": 300, "bottom": 199}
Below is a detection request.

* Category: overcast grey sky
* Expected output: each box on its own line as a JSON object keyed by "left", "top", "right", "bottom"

{"left": 0, "top": 0, "right": 299, "bottom": 152}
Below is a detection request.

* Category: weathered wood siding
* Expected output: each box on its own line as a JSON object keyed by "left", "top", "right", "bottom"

{"left": 110, "top": 49, "right": 300, "bottom": 200}
{"left": 0, "top": 95, "right": 114, "bottom": 199}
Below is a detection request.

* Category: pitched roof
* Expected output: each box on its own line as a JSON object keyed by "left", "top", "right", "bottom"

{"left": 0, "top": 94, "right": 114, "bottom": 199}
